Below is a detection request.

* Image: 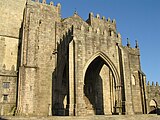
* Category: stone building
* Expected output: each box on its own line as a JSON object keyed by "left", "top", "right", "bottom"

{"left": 0, "top": 0, "right": 159, "bottom": 116}
{"left": 146, "top": 82, "right": 160, "bottom": 114}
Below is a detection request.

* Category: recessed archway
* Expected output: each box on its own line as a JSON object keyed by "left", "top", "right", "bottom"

{"left": 83, "top": 52, "right": 120, "bottom": 115}
{"left": 52, "top": 64, "right": 69, "bottom": 116}
{"left": 149, "top": 99, "right": 157, "bottom": 107}
{"left": 149, "top": 99, "right": 157, "bottom": 114}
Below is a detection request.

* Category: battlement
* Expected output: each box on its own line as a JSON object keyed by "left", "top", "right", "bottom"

{"left": 30, "top": 0, "right": 61, "bottom": 14}
{"left": 62, "top": 12, "right": 121, "bottom": 43}
{"left": 88, "top": 12, "right": 116, "bottom": 25}
{"left": 147, "top": 81, "right": 160, "bottom": 87}
{"left": 86, "top": 12, "right": 116, "bottom": 33}
{"left": 32, "top": 0, "right": 61, "bottom": 7}
{"left": 146, "top": 81, "right": 160, "bottom": 101}
{"left": 25, "top": 0, "right": 62, "bottom": 23}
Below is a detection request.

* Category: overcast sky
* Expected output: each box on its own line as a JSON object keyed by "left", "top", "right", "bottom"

{"left": 45, "top": 0, "right": 160, "bottom": 84}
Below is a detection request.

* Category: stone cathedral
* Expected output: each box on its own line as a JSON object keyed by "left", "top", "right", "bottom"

{"left": 0, "top": 0, "right": 159, "bottom": 117}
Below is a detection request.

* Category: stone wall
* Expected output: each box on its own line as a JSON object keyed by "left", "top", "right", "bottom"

{"left": 0, "top": 36, "right": 18, "bottom": 71}
{"left": 0, "top": 0, "right": 26, "bottom": 116}
{"left": 0, "top": 69, "right": 17, "bottom": 116}
{"left": 0, "top": 0, "right": 26, "bottom": 37}
{"left": 146, "top": 82, "right": 160, "bottom": 113}
{"left": 0, "top": 0, "right": 26, "bottom": 69}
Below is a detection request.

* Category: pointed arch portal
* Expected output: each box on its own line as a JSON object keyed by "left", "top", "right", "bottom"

{"left": 83, "top": 52, "right": 122, "bottom": 115}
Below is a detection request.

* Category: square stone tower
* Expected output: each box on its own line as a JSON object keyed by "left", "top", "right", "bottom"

{"left": 16, "top": 0, "right": 61, "bottom": 116}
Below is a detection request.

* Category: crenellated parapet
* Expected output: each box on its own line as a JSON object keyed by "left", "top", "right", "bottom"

{"left": 30, "top": 0, "right": 61, "bottom": 13}
{"left": 33, "top": 0, "right": 55, "bottom": 5}
{"left": 62, "top": 12, "right": 122, "bottom": 44}
{"left": 147, "top": 81, "right": 160, "bottom": 97}
{"left": 147, "top": 81, "right": 160, "bottom": 88}
{"left": 88, "top": 12, "right": 116, "bottom": 25}
{"left": 34, "top": 0, "right": 54, "bottom": 6}
{"left": 86, "top": 12, "right": 117, "bottom": 33}
{"left": 25, "top": 0, "right": 62, "bottom": 28}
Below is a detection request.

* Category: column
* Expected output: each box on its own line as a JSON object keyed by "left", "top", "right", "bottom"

{"left": 101, "top": 65, "right": 112, "bottom": 115}
{"left": 69, "top": 40, "right": 75, "bottom": 116}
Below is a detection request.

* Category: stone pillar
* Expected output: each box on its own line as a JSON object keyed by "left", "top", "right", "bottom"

{"left": 143, "top": 75, "right": 148, "bottom": 114}
{"left": 122, "top": 50, "right": 134, "bottom": 115}
{"left": 16, "top": 67, "right": 36, "bottom": 116}
{"left": 48, "top": 104, "right": 52, "bottom": 116}
{"left": 115, "top": 85, "right": 122, "bottom": 114}
{"left": 124, "top": 81, "right": 134, "bottom": 115}
{"left": 1, "top": 105, "right": 4, "bottom": 116}
{"left": 69, "top": 40, "right": 75, "bottom": 116}
{"left": 16, "top": 67, "right": 24, "bottom": 115}
{"left": 101, "top": 65, "right": 112, "bottom": 115}
{"left": 110, "top": 72, "right": 115, "bottom": 113}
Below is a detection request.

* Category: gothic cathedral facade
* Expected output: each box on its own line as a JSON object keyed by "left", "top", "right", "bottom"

{"left": 0, "top": 0, "right": 159, "bottom": 116}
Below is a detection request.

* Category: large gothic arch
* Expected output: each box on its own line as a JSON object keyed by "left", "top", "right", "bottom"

{"left": 83, "top": 52, "right": 122, "bottom": 115}
{"left": 83, "top": 52, "right": 121, "bottom": 85}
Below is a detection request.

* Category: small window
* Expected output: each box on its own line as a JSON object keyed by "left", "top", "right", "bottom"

{"left": 3, "top": 94, "right": 8, "bottom": 101}
{"left": 3, "top": 82, "right": 10, "bottom": 88}
{"left": 131, "top": 75, "right": 136, "bottom": 85}
{"left": 149, "top": 99, "right": 157, "bottom": 107}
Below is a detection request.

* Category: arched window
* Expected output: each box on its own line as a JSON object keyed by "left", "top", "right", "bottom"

{"left": 149, "top": 99, "right": 157, "bottom": 107}
{"left": 131, "top": 75, "right": 136, "bottom": 85}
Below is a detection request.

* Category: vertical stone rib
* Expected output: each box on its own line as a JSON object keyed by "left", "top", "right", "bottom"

{"left": 101, "top": 65, "right": 112, "bottom": 115}
{"left": 69, "top": 40, "right": 75, "bottom": 116}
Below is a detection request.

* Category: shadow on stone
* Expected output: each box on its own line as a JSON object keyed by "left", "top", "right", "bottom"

{"left": 0, "top": 117, "right": 7, "bottom": 120}
{"left": 149, "top": 107, "right": 160, "bottom": 115}
{"left": 157, "top": 108, "right": 160, "bottom": 115}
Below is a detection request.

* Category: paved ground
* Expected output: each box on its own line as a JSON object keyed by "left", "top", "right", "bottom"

{"left": 1, "top": 115, "right": 160, "bottom": 120}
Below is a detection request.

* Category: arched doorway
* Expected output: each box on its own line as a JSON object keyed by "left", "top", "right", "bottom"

{"left": 83, "top": 54, "right": 119, "bottom": 115}
{"left": 53, "top": 64, "right": 69, "bottom": 116}
{"left": 149, "top": 99, "right": 157, "bottom": 114}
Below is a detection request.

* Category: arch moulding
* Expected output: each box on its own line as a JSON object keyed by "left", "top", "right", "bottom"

{"left": 83, "top": 51, "right": 121, "bottom": 85}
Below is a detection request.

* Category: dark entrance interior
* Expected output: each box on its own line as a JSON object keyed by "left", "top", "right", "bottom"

{"left": 84, "top": 56, "right": 112, "bottom": 115}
